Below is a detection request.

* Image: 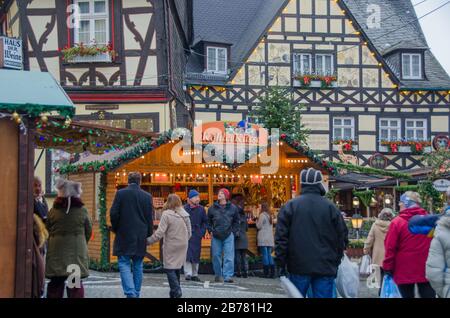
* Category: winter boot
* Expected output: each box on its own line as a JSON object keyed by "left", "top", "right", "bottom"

{"left": 263, "top": 265, "right": 269, "bottom": 278}
{"left": 269, "top": 265, "right": 275, "bottom": 279}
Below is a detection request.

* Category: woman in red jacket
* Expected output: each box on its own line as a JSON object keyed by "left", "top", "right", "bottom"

{"left": 382, "top": 191, "right": 435, "bottom": 298}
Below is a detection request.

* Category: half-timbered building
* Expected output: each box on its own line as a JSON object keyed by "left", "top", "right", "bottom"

{"left": 0, "top": 0, "right": 193, "bottom": 193}
{"left": 185, "top": 0, "right": 450, "bottom": 171}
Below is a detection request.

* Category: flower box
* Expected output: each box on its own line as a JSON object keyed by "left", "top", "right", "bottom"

{"left": 346, "top": 248, "right": 364, "bottom": 259}
{"left": 69, "top": 52, "right": 112, "bottom": 63}
{"left": 293, "top": 79, "right": 337, "bottom": 88}
{"left": 332, "top": 144, "right": 358, "bottom": 152}
{"left": 379, "top": 144, "right": 432, "bottom": 154}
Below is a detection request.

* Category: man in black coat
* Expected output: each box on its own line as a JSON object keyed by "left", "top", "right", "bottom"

{"left": 110, "top": 172, "right": 153, "bottom": 298}
{"left": 275, "top": 168, "right": 347, "bottom": 298}
{"left": 207, "top": 188, "right": 240, "bottom": 283}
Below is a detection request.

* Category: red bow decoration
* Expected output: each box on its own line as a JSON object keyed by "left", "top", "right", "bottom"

{"left": 303, "top": 76, "right": 311, "bottom": 85}
{"left": 390, "top": 143, "right": 398, "bottom": 153}
{"left": 415, "top": 143, "right": 423, "bottom": 151}
{"left": 344, "top": 143, "right": 352, "bottom": 151}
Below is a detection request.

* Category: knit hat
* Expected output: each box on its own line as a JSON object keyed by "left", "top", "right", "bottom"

{"left": 218, "top": 188, "right": 230, "bottom": 200}
{"left": 188, "top": 189, "right": 200, "bottom": 199}
{"left": 300, "top": 168, "right": 328, "bottom": 195}
{"left": 55, "top": 178, "right": 82, "bottom": 214}
{"left": 400, "top": 192, "right": 421, "bottom": 209}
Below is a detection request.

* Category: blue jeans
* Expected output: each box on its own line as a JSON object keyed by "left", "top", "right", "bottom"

{"left": 289, "top": 274, "right": 335, "bottom": 298}
{"left": 166, "top": 269, "right": 182, "bottom": 298}
{"left": 211, "top": 234, "right": 234, "bottom": 280}
{"left": 118, "top": 256, "right": 144, "bottom": 298}
{"left": 260, "top": 247, "right": 274, "bottom": 266}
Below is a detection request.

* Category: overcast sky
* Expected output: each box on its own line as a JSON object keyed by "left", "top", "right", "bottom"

{"left": 412, "top": 0, "right": 450, "bottom": 76}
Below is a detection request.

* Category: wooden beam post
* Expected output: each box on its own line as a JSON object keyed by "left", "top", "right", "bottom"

{"left": 208, "top": 173, "right": 214, "bottom": 206}
{"left": 15, "top": 118, "right": 35, "bottom": 298}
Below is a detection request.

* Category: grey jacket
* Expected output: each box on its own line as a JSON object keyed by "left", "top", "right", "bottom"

{"left": 256, "top": 212, "right": 274, "bottom": 247}
{"left": 426, "top": 214, "right": 450, "bottom": 298}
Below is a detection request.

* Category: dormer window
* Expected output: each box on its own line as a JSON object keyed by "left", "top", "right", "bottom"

{"left": 402, "top": 53, "right": 422, "bottom": 79}
{"left": 207, "top": 46, "right": 227, "bottom": 74}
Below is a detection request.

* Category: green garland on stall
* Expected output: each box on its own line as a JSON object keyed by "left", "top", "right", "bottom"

{"left": 331, "top": 162, "right": 411, "bottom": 179}
{"left": 394, "top": 185, "right": 419, "bottom": 192}
{"left": 325, "top": 188, "right": 340, "bottom": 201}
{"left": 0, "top": 103, "right": 75, "bottom": 118}
{"left": 98, "top": 172, "right": 109, "bottom": 270}
{"left": 57, "top": 130, "right": 173, "bottom": 174}
{"left": 353, "top": 190, "right": 375, "bottom": 208}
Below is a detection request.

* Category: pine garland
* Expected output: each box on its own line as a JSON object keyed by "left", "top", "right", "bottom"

{"left": 98, "top": 172, "right": 109, "bottom": 270}
{"left": 353, "top": 190, "right": 375, "bottom": 208}
{"left": 0, "top": 104, "right": 74, "bottom": 118}
{"left": 57, "top": 130, "right": 173, "bottom": 174}
{"left": 330, "top": 162, "right": 411, "bottom": 179}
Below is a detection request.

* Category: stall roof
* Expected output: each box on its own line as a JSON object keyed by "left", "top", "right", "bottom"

{"left": 35, "top": 118, "right": 158, "bottom": 155}
{"left": 0, "top": 70, "right": 74, "bottom": 117}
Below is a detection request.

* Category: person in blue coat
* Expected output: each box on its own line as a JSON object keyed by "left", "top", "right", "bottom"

{"left": 408, "top": 186, "right": 450, "bottom": 237}
{"left": 184, "top": 189, "right": 208, "bottom": 282}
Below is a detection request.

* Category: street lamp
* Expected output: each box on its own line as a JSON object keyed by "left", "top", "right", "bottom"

{"left": 384, "top": 194, "right": 393, "bottom": 208}
{"left": 351, "top": 213, "right": 364, "bottom": 240}
{"left": 352, "top": 196, "right": 360, "bottom": 211}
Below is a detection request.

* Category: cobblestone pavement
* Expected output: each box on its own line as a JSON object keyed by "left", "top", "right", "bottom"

{"left": 79, "top": 271, "right": 380, "bottom": 298}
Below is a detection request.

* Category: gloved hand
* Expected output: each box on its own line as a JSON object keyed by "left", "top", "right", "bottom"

{"left": 383, "top": 269, "right": 393, "bottom": 276}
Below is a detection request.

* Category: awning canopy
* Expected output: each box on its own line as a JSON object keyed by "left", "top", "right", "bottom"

{"left": 35, "top": 118, "right": 158, "bottom": 155}
{"left": 0, "top": 70, "right": 74, "bottom": 117}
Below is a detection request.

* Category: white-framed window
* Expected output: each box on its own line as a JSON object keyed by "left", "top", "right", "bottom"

{"left": 405, "top": 119, "right": 427, "bottom": 141}
{"left": 293, "top": 53, "right": 312, "bottom": 74}
{"left": 206, "top": 46, "right": 227, "bottom": 74}
{"left": 333, "top": 117, "right": 354, "bottom": 140}
{"left": 402, "top": 53, "right": 422, "bottom": 79}
{"left": 315, "top": 54, "right": 334, "bottom": 76}
{"left": 379, "top": 118, "right": 401, "bottom": 141}
{"left": 74, "top": 0, "right": 110, "bottom": 45}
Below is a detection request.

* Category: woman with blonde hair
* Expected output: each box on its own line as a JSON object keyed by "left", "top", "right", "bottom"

{"left": 382, "top": 191, "right": 435, "bottom": 298}
{"left": 256, "top": 202, "right": 275, "bottom": 278}
{"left": 147, "top": 194, "right": 192, "bottom": 298}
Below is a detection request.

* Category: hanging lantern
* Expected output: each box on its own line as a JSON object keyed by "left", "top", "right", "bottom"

{"left": 12, "top": 111, "right": 20, "bottom": 120}
{"left": 41, "top": 114, "right": 48, "bottom": 123}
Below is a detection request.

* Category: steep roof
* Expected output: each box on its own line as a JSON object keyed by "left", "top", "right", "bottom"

{"left": 186, "top": 0, "right": 288, "bottom": 84}
{"left": 342, "top": 0, "right": 450, "bottom": 89}
{"left": 186, "top": 0, "right": 450, "bottom": 90}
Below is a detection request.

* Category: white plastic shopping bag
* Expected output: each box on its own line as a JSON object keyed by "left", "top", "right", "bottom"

{"left": 359, "top": 255, "right": 372, "bottom": 276}
{"left": 280, "top": 276, "right": 304, "bottom": 298}
{"left": 336, "top": 254, "right": 359, "bottom": 298}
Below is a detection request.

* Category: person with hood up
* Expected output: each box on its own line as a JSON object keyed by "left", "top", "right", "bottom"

{"left": 426, "top": 190, "right": 450, "bottom": 298}
{"left": 275, "top": 168, "right": 347, "bottom": 298}
{"left": 363, "top": 208, "right": 394, "bottom": 292}
{"left": 147, "top": 194, "right": 191, "bottom": 298}
{"left": 184, "top": 189, "right": 207, "bottom": 282}
{"left": 207, "top": 188, "right": 240, "bottom": 283}
{"left": 382, "top": 191, "right": 435, "bottom": 298}
{"left": 45, "top": 178, "right": 92, "bottom": 298}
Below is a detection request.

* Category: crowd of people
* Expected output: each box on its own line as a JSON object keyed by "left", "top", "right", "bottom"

{"left": 30, "top": 168, "right": 450, "bottom": 299}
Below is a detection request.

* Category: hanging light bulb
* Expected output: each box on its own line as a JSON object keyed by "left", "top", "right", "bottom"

{"left": 40, "top": 114, "right": 48, "bottom": 123}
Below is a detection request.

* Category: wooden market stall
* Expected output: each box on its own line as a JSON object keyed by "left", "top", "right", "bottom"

{"left": 58, "top": 122, "right": 333, "bottom": 267}
{"left": 0, "top": 69, "right": 74, "bottom": 298}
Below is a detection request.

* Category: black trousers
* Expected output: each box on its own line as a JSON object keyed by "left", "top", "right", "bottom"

{"left": 397, "top": 282, "right": 436, "bottom": 298}
{"left": 235, "top": 249, "right": 248, "bottom": 274}
{"left": 166, "top": 269, "right": 182, "bottom": 298}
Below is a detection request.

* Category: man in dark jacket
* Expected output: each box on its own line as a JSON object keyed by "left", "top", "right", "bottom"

{"left": 275, "top": 168, "right": 347, "bottom": 298}
{"left": 184, "top": 189, "right": 208, "bottom": 282}
{"left": 110, "top": 172, "right": 153, "bottom": 298}
{"left": 208, "top": 188, "right": 240, "bottom": 283}
{"left": 232, "top": 194, "right": 249, "bottom": 278}
{"left": 34, "top": 176, "right": 49, "bottom": 223}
